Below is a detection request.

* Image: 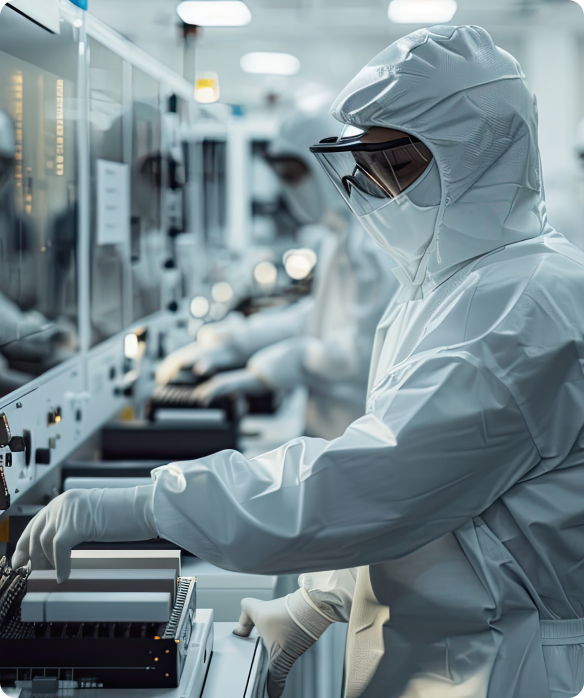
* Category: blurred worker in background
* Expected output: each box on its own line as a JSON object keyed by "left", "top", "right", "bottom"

{"left": 156, "top": 100, "right": 398, "bottom": 440}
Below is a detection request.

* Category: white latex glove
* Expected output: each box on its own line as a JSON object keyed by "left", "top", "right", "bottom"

{"left": 156, "top": 342, "right": 205, "bottom": 385}
{"left": 191, "top": 369, "right": 266, "bottom": 406}
{"left": 193, "top": 344, "right": 242, "bottom": 377}
{"left": 12, "top": 486, "right": 157, "bottom": 583}
{"left": 233, "top": 591, "right": 334, "bottom": 698}
{"left": 156, "top": 343, "right": 242, "bottom": 385}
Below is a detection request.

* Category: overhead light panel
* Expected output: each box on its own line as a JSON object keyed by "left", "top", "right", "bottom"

{"left": 240, "top": 52, "right": 301, "bottom": 76}
{"left": 388, "top": 0, "right": 457, "bottom": 24}
{"left": 177, "top": 1, "right": 252, "bottom": 27}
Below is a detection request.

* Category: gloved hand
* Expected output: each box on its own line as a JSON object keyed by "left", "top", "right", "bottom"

{"left": 191, "top": 369, "right": 266, "bottom": 406}
{"left": 12, "top": 486, "right": 157, "bottom": 584}
{"left": 193, "top": 344, "right": 242, "bottom": 377}
{"left": 156, "top": 342, "right": 242, "bottom": 385}
{"left": 233, "top": 590, "right": 334, "bottom": 698}
{"left": 155, "top": 342, "right": 205, "bottom": 385}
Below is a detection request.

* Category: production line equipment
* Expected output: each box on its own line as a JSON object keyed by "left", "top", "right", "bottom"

{"left": 0, "top": 2, "right": 269, "bottom": 696}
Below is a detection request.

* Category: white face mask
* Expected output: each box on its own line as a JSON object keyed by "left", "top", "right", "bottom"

{"left": 356, "top": 159, "right": 441, "bottom": 284}
{"left": 282, "top": 176, "right": 325, "bottom": 226}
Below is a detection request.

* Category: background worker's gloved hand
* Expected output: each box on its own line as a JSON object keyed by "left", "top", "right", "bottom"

{"left": 155, "top": 341, "right": 243, "bottom": 386}
{"left": 191, "top": 369, "right": 266, "bottom": 406}
{"left": 233, "top": 590, "right": 334, "bottom": 698}
{"left": 12, "top": 486, "right": 157, "bottom": 584}
{"left": 155, "top": 342, "right": 206, "bottom": 385}
{"left": 192, "top": 344, "right": 242, "bottom": 378}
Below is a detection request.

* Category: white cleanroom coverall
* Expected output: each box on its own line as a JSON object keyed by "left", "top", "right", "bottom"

{"left": 14, "top": 24, "right": 584, "bottom": 698}
{"left": 150, "top": 26, "right": 584, "bottom": 698}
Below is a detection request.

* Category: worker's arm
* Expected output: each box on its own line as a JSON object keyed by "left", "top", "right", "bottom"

{"left": 228, "top": 297, "right": 315, "bottom": 358}
{"left": 156, "top": 299, "right": 314, "bottom": 385}
{"left": 151, "top": 352, "right": 539, "bottom": 575}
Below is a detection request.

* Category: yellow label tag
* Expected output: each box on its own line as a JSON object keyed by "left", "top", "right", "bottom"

{"left": 119, "top": 406, "right": 135, "bottom": 422}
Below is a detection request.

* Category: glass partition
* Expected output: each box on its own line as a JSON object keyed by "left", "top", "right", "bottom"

{"left": 131, "top": 68, "right": 164, "bottom": 322}
{"left": 88, "top": 37, "right": 129, "bottom": 347}
{"left": 201, "top": 139, "right": 227, "bottom": 248}
{"left": 0, "top": 7, "right": 79, "bottom": 395}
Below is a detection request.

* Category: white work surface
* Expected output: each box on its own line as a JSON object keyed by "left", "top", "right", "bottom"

{"left": 202, "top": 623, "right": 264, "bottom": 698}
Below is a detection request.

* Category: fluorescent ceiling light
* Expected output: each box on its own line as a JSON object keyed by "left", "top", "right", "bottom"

{"left": 177, "top": 1, "right": 252, "bottom": 27}
{"left": 571, "top": 0, "right": 584, "bottom": 10}
{"left": 240, "top": 52, "right": 300, "bottom": 76}
{"left": 388, "top": 0, "right": 457, "bottom": 24}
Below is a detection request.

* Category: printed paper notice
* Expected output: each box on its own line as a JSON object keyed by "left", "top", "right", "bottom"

{"left": 97, "top": 160, "right": 130, "bottom": 246}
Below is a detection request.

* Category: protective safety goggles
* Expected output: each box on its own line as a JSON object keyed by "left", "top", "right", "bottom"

{"left": 310, "top": 127, "right": 434, "bottom": 215}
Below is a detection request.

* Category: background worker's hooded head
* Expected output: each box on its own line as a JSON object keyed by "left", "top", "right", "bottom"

{"left": 268, "top": 97, "right": 349, "bottom": 227}
{"left": 325, "top": 25, "right": 547, "bottom": 299}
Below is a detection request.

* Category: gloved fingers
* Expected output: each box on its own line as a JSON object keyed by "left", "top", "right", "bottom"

{"left": 28, "top": 516, "right": 55, "bottom": 572}
{"left": 193, "top": 345, "right": 239, "bottom": 377}
{"left": 232, "top": 597, "right": 261, "bottom": 637}
{"left": 38, "top": 520, "right": 59, "bottom": 570}
{"left": 232, "top": 610, "right": 255, "bottom": 637}
{"left": 53, "top": 534, "right": 74, "bottom": 584}
{"left": 12, "top": 522, "right": 33, "bottom": 570}
{"left": 191, "top": 380, "right": 220, "bottom": 406}
{"left": 155, "top": 359, "right": 182, "bottom": 386}
{"left": 155, "top": 345, "right": 205, "bottom": 385}
{"left": 193, "top": 355, "right": 216, "bottom": 378}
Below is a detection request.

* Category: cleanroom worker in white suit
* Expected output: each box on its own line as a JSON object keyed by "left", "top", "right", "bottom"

{"left": 14, "top": 24, "right": 584, "bottom": 698}
{"left": 156, "top": 103, "right": 397, "bottom": 440}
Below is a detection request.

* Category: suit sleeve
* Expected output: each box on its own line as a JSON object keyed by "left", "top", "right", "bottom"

{"left": 152, "top": 352, "right": 539, "bottom": 575}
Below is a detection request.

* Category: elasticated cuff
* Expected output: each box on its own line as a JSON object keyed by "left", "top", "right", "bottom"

{"left": 285, "top": 588, "right": 334, "bottom": 642}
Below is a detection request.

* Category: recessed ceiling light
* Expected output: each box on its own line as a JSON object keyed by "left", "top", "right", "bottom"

{"left": 240, "top": 52, "right": 301, "bottom": 76}
{"left": 177, "top": 1, "right": 252, "bottom": 27}
{"left": 388, "top": 0, "right": 457, "bottom": 24}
